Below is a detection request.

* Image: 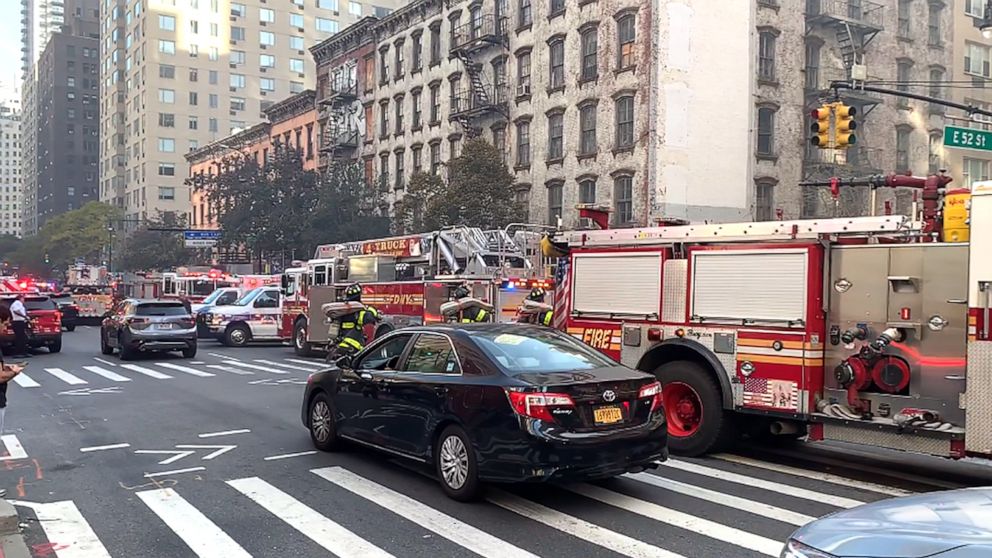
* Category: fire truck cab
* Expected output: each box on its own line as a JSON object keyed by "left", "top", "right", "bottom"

{"left": 552, "top": 178, "right": 992, "bottom": 461}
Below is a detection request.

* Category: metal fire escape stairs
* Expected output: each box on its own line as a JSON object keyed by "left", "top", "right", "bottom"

{"left": 450, "top": 12, "right": 510, "bottom": 139}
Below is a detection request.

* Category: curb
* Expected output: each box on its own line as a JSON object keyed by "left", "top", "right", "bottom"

{"left": 0, "top": 500, "right": 18, "bottom": 537}
{"left": 0, "top": 500, "right": 31, "bottom": 558}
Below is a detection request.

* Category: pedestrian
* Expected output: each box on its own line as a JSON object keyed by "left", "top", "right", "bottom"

{"left": 9, "top": 294, "right": 30, "bottom": 358}
{"left": 0, "top": 304, "right": 25, "bottom": 498}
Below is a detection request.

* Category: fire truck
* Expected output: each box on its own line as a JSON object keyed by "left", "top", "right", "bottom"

{"left": 549, "top": 174, "right": 992, "bottom": 461}
{"left": 281, "top": 226, "right": 550, "bottom": 356}
{"left": 65, "top": 264, "right": 115, "bottom": 320}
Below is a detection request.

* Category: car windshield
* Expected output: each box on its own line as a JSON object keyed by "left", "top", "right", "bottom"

{"left": 233, "top": 288, "right": 263, "bottom": 306}
{"left": 136, "top": 303, "right": 188, "bottom": 316}
{"left": 201, "top": 289, "right": 227, "bottom": 305}
{"left": 24, "top": 297, "right": 57, "bottom": 311}
{"left": 470, "top": 328, "right": 616, "bottom": 374}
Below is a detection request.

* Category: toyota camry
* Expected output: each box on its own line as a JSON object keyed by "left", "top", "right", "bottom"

{"left": 301, "top": 324, "right": 668, "bottom": 500}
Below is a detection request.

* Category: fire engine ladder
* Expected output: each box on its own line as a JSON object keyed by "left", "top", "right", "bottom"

{"left": 558, "top": 215, "right": 922, "bottom": 247}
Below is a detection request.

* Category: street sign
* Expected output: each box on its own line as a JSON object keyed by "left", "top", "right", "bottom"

{"left": 944, "top": 125, "right": 992, "bottom": 152}
{"left": 184, "top": 230, "right": 221, "bottom": 248}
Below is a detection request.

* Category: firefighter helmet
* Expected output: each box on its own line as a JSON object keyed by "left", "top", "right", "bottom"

{"left": 344, "top": 283, "right": 363, "bottom": 302}
{"left": 528, "top": 287, "right": 546, "bottom": 302}
{"left": 453, "top": 283, "right": 471, "bottom": 299}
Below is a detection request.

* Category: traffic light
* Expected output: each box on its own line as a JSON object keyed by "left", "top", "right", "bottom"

{"left": 810, "top": 105, "right": 832, "bottom": 148}
{"left": 834, "top": 104, "right": 857, "bottom": 148}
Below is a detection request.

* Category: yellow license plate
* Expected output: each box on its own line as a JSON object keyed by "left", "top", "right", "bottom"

{"left": 593, "top": 406, "right": 623, "bottom": 425}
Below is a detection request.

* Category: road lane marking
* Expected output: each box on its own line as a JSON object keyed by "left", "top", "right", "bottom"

{"left": 313, "top": 467, "right": 539, "bottom": 558}
{"left": 137, "top": 488, "right": 251, "bottom": 558}
{"left": 487, "top": 489, "right": 684, "bottom": 558}
{"left": 624, "top": 473, "right": 814, "bottom": 527}
{"left": 45, "top": 368, "right": 87, "bottom": 385}
{"left": 175, "top": 444, "right": 236, "bottom": 460}
{"left": 135, "top": 449, "right": 196, "bottom": 465}
{"left": 565, "top": 483, "right": 781, "bottom": 556}
{"left": 206, "top": 364, "right": 254, "bottom": 376}
{"left": 190, "top": 361, "right": 206, "bottom": 364}
{"left": 658, "top": 460, "right": 865, "bottom": 508}
{"left": 228, "top": 477, "right": 394, "bottom": 558}
{"left": 253, "top": 359, "right": 318, "bottom": 372}
{"left": 221, "top": 360, "right": 288, "bottom": 374}
{"left": 154, "top": 362, "right": 215, "bottom": 377}
{"left": 198, "top": 429, "right": 250, "bottom": 438}
{"left": 82, "top": 366, "right": 132, "bottom": 382}
{"left": 80, "top": 443, "right": 131, "bottom": 453}
{"left": 12, "top": 372, "right": 40, "bottom": 388}
{"left": 92, "top": 357, "right": 117, "bottom": 367}
{"left": 11, "top": 500, "right": 111, "bottom": 558}
{"left": 0, "top": 435, "right": 28, "bottom": 460}
{"left": 264, "top": 451, "right": 317, "bottom": 461}
{"left": 119, "top": 364, "right": 173, "bottom": 379}
{"left": 285, "top": 358, "right": 324, "bottom": 367}
{"left": 209, "top": 353, "right": 239, "bottom": 361}
{"left": 712, "top": 453, "right": 913, "bottom": 497}
{"left": 143, "top": 467, "right": 206, "bottom": 478}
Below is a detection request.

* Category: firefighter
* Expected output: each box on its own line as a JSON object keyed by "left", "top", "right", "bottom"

{"left": 335, "top": 283, "right": 380, "bottom": 356}
{"left": 526, "top": 287, "right": 554, "bottom": 326}
{"left": 452, "top": 283, "right": 490, "bottom": 323}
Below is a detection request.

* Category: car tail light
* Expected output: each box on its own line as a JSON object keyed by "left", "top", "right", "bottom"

{"left": 127, "top": 317, "right": 151, "bottom": 330}
{"left": 639, "top": 381, "right": 663, "bottom": 412}
{"left": 505, "top": 389, "right": 575, "bottom": 422}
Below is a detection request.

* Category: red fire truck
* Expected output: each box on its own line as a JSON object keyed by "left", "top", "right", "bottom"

{"left": 281, "top": 227, "right": 550, "bottom": 356}
{"left": 549, "top": 174, "right": 992, "bottom": 461}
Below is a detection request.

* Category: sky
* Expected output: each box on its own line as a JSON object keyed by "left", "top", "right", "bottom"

{"left": 0, "top": 2, "right": 20, "bottom": 103}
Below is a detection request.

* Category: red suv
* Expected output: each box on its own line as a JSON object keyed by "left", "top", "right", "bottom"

{"left": 0, "top": 294, "right": 63, "bottom": 353}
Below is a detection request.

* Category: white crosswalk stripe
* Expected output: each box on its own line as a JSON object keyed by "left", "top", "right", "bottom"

{"left": 137, "top": 488, "right": 251, "bottom": 558}
{"left": 712, "top": 453, "right": 913, "bottom": 497}
{"left": 11, "top": 499, "right": 111, "bottom": 558}
{"left": 12, "top": 372, "right": 40, "bottom": 388}
{"left": 45, "top": 367, "right": 87, "bottom": 385}
{"left": 313, "top": 466, "right": 541, "bottom": 558}
{"left": 253, "top": 359, "right": 319, "bottom": 372}
{"left": 222, "top": 360, "right": 288, "bottom": 374}
{"left": 82, "top": 366, "right": 132, "bottom": 382}
{"left": 206, "top": 364, "right": 254, "bottom": 375}
{"left": 154, "top": 362, "right": 216, "bottom": 377}
{"left": 285, "top": 358, "right": 324, "bottom": 367}
{"left": 227, "top": 477, "right": 395, "bottom": 558}
{"left": 119, "top": 364, "right": 173, "bottom": 379}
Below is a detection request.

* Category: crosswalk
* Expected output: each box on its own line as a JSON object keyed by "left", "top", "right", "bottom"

{"left": 14, "top": 454, "right": 912, "bottom": 558}
{"left": 10, "top": 355, "right": 324, "bottom": 390}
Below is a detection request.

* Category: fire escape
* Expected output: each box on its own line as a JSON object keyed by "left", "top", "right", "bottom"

{"left": 449, "top": 10, "right": 509, "bottom": 138}
{"left": 318, "top": 72, "right": 360, "bottom": 166}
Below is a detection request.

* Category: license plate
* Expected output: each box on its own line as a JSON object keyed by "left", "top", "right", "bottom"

{"left": 157, "top": 323, "right": 175, "bottom": 330}
{"left": 593, "top": 406, "right": 623, "bottom": 425}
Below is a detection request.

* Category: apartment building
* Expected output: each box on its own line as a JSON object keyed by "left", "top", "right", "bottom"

{"left": 0, "top": 104, "right": 23, "bottom": 238}
{"left": 948, "top": 0, "right": 992, "bottom": 189}
{"left": 99, "top": 0, "right": 403, "bottom": 226}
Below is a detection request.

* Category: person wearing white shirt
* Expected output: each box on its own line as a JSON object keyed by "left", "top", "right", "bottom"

{"left": 8, "top": 295, "right": 30, "bottom": 358}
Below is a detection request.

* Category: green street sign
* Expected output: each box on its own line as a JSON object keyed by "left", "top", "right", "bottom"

{"left": 944, "top": 125, "right": 992, "bottom": 152}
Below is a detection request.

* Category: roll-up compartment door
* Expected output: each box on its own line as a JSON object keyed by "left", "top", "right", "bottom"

{"left": 691, "top": 249, "right": 807, "bottom": 324}
{"left": 572, "top": 253, "right": 662, "bottom": 317}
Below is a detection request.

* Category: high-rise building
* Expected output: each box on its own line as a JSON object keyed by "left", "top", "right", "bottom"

{"left": 100, "top": 0, "right": 404, "bottom": 225}
{"left": 0, "top": 104, "right": 23, "bottom": 238}
{"left": 21, "top": 0, "right": 69, "bottom": 79}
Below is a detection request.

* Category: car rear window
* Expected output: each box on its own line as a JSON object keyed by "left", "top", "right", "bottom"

{"left": 136, "top": 303, "right": 188, "bottom": 316}
{"left": 25, "top": 297, "right": 57, "bottom": 311}
{"left": 470, "top": 328, "right": 615, "bottom": 374}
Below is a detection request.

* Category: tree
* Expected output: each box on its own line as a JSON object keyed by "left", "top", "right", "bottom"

{"left": 11, "top": 202, "right": 121, "bottom": 277}
{"left": 117, "top": 213, "right": 194, "bottom": 271}
{"left": 0, "top": 235, "right": 21, "bottom": 274}
{"left": 303, "top": 161, "right": 390, "bottom": 251}
{"left": 393, "top": 172, "right": 446, "bottom": 234}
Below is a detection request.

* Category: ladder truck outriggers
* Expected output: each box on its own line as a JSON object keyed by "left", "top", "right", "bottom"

{"left": 548, "top": 173, "right": 992, "bottom": 461}
{"left": 281, "top": 226, "right": 551, "bottom": 356}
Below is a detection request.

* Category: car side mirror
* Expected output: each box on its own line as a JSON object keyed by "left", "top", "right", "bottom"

{"left": 335, "top": 355, "right": 353, "bottom": 369}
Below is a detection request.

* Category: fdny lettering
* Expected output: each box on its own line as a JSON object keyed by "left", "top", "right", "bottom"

{"left": 582, "top": 328, "right": 615, "bottom": 349}
{"left": 372, "top": 293, "right": 423, "bottom": 306}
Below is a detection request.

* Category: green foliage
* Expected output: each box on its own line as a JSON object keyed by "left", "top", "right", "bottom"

{"left": 4, "top": 202, "right": 121, "bottom": 277}
{"left": 117, "top": 212, "right": 194, "bottom": 272}
{"left": 393, "top": 172, "right": 446, "bottom": 234}
{"left": 303, "top": 161, "right": 390, "bottom": 249}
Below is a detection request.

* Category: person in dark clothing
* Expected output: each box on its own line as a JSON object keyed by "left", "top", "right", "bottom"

{"left": 335, "top": 283, "right": 380, "bottom": 356}
{"left": 9, "top": 294, "right": 30, "bottom": 358}
{"left": 452, "top": 283, "right": 490, "bottom": 323}
{"left": 0, "top": 304, "right": 24, "bottom": 498}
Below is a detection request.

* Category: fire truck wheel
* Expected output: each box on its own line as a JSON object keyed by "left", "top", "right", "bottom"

{"left": 657, "top": 360, "right": 734, "bottom": 457}
{"left": 48, "top": 338, "right": 62, "bottom": 353}
{"left": 224, "top": 324, "right": 251, "bottom": 347}
{"left": 294, "top": 320, "right": 313, "bottom": 357}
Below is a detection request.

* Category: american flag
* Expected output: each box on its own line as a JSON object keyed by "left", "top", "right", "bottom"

{"left": 551, "top": 257, "right": 570, "bottom": 331}
{"left": 742, "top": 377, "right": 798, "bottom": 410}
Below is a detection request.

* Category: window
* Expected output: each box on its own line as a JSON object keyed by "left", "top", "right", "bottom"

{"left": 547, "top": 182, "right": 563, "bottom": 225}
{"left": 429, "top": 83, "right": 440, "bottom": 122}
{"left": 395, "top": 151, "right": 405, "bottom": 188}
{"left": 966, "top": 0, "right": 985, "bottom": 17}
{"left": 379, "top": 100, "right": 389, "bottom": 136}
{"left": 966, "top": 43, "right": 990, "bottom": 78}
{"left": 405, "top": 335, "right": 460, "bottom": 374}
{"left": 549, "top": 39, "right": 564, "bottom": 89}
{"left": 897, "top": 60, "right": 912, "bottom": 107}
{"left": 579, "top": 177, "right": 596, "bottom": 209}
{"left": 189, "top": 68, "right": 199, "bottom": 82}
{"left": 930, "top": 68, "right": 945, "bottom": 112}
{"left": 755, "top": 180, "right": 774, "bottom": 221}
{"left": 614, "top": 175, "right": 633, "bottom": 224}
{"left": 156, "top": 186, "right": 175, "bottom": 201}
{"left": 158, "top": 15, "right": 175, "bottom": 30}
{"left": 615, "top": 96, "right": 634, "bottom": 149}
{"left": 158, "top": 89, "right": 176, "bottom": 103}
{"left": 259, "top": 31, "right": 275, "bottom": 46}
{"left": 964, "top": 157, "right": 990, "bottom": 188}
{"left": 289, "top": 13, "right": 303, "bottom": 27}
{"left": 756, "top": 106, "right": 775, "bottom": 156}
{"left": 547, "top": 112, "right": 564, "bottom": 160}
{"left": 395, "top": 96, "right": 404, "bottom": 132}
{"left": 231, "top": 2, "right": 246, "bottom": 16}
{"left": 517, "top": 50, "right": 532, "bottom": 92}
{"left": 430, "top": 24, "right": 441, "bottom": 65}
{"left": 805, "top": 42, "right": 820, "bottom": 90}
{"left": 210, "top": 22, "right": 218, "bottom": 37}
{"left": 395, "top": 43, "right": 405, "bottom": 77}
{"left": 519, "top": 0, "right": 532, "bottom": 27}
{"left": 159, "top": 64, "right": 176, "bottom": 79}
{"left": 580, "top": 27, "right": 598, "bottom": 80}
{"left": 617, "top": 13, "right": 636, "bottom": 69}
{"left": 189, "top": 92, "right": 199, "bottom": 105}
{"left": 231, "top": 50, "right": 246, "bottom": 65}
{"left": 290, "top": 58, "right": 305, "bottom": 73}
{"left": 412, "top": 90, "right": 422, "bottom": 128}
{"left": 209, "top": 70, "right": 219, "bottom": 84}
{"left": 230, "top": 97, "right": 245, "bottom": 111}
{"left": 188, "top": 116, "right": 198, "bottom": 130}
{"left": 516, "top": 120, "right": 531, "bottom": 166}
{"left": 412, "top": 33, "right": 423, "bottom": 71}
{"left": 758, "top": 31, "right": 776, "bottom": 81}
{"left": 896, "top": 127, "right": 911, "bottom": 172}
{"left": 898, "top": 0, "right": 911, "bottom": 37}
{"left": 260, "top": 54, "right": 275, "bottom": 68}
{"left": 318, "top": 0, "right": 339, "bottom": 8}
{"left": 158, "top": 40, "right": 175, "bottom": 54}
{"left": 579, "top": 104, "right": 597, "bottom": 155}
{"left": 260, "top": 78, "right": 275, "bottom": 91}
{"left": 231, "top": 27, "right": 245, "bottom": 41}
{"left": 290, "top": 36, "right": 305, "bottom": 50}
{"left": 350, "top": 1, "right": 362, "bottom": 15}
{"left": 379, "top": 152, "right": 389, "bottom": 186}
{"left": 260, "top": 8, "right": 274, "bottom": 22}
{"left": 929, "top": 132, "right": 943, "bottom": 173}
{"left": 430, "top": 141, "right": 441, "bottom": 174}
{"left": 209, "top": 94, "right": 219, "bottom": 108}
{"left": 230, "top": 74, "right": 246, "bottom": 88}
{"left": 356, "top": 334, "right": 414, "bottom": 370}
{"left": 928, "top": 3, "right": 941, "bottom": 45}
{"left": 158, "top": 138, "right": 176, "bottom": 153}
{"left": 364, "top": 104, "right": 374, "bottom": 138}
{"left": 317, "top": 18, "right": 339, "bottom": 33}
{"left": 291, "top": 81, "right": 304, "bottom": 93}
{"left": 379, "top": 48, "right": 390, "bottom": 82}
{"left": 158, "top": 113, "right": 175, "bottom": 127}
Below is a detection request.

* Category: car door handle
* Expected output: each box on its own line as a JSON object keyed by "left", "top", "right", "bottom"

{"left": 434, "top": 386, "right": 449, "bottom": 395}
{"left": 946, "top": 298, "right": 968, "bottom": 305}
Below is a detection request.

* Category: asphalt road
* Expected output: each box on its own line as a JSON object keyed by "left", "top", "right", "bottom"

{"left": 1, "top": 326, "right": 990, "bottom": 558}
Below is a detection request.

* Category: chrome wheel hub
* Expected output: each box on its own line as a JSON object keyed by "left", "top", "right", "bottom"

{"left": 311, "top": 401, "right": 331, "bottom": 442}
{"left": 439, "top": 435, "right": 469, "bottom": 490}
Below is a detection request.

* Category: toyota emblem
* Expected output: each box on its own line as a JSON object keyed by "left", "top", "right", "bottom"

{"left": 602, "top": 390, "right": 617, "bottom": 402}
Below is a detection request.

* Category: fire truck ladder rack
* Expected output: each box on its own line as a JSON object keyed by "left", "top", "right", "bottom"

{"left": 559, "top": 215, "right": 921, "bottom": 247}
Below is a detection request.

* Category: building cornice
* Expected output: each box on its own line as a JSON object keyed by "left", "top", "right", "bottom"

{"left": 373, "top": 0, "right": 444, "bottom": 41}
{"left": 185, "top": 123, "right": 270, "bottom": 164}
{"left": 262, "top": 90, "right": 316, "bottom": 124}
{"left": 310, "top": 17, "right": 377, "bottom": 63}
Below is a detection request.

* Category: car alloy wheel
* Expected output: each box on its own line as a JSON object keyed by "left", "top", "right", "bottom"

{"left": 230, "top": 328, "right": 247, "bottom": 345}
{"left": 439, "top": 434, "right": 470, "bottom": 490}
{"left": 310, "top": 400, "right": 332, "bottom": 444}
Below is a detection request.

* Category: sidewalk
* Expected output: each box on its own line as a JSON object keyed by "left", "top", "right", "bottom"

{"left": 0, "top": 500, "right": 30, "bottom": 558}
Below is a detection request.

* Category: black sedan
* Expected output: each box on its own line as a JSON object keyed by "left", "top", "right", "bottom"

{"left": 301, "top": 324, "right": 668, "bottom": 500}
{"left": 50, "top": 293, "right": 80, "bottom": 331}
